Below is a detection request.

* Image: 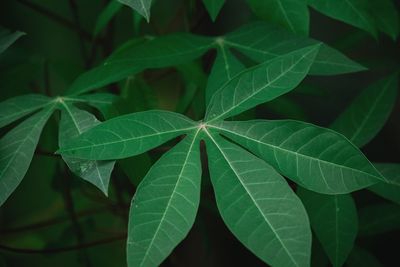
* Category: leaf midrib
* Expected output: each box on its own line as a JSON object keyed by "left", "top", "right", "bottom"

{"left": 204, "top": 128, "right": 299, "bottom": 267}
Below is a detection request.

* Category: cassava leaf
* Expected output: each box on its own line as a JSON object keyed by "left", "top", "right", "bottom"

{"left": 205, "top": 130, "right": 311, "bottom": 267}
{"left": 205, "top": 44, "right": 320, "bottom": 122}
{"left": 65, "top": 93, "right": 117, "bottom": 117}
{"left": 358, "top": 203, "right": 400, "bottom": 236}
{"left": 368, "top": 163, "right": 400, "bottom": 205}
{"left": 127, "top": 132, "right": 201, "bottom": 267}
{"left": 202, "top": 0, "right": 226, "bottom": 21}
{"left": 369, "top": 0, "right": 399, "bottom": 40}
{"left": 0, "top": 28, "right": 25, "bottom": 54}
{"left": 297, "top": 187, "right": 357, "bottom": 267}
{"left": 67, "top": 34, "right": 213, "bottom": 96}
{"left": 209, "top": 120, "right": 384, "bottom": 194}
{"left": 0, "top": 105, "right": 55, "bottom": 206}
{"left": 58, "top": 110, "right": 197, "bottom": 160}
{"left": 308, "top": 0, "right": 377, "bottom": 37}
{"left": 224, "top": 22, "right": 366, "bottom": 75}
{"left": 118, "top": 0, "right": 152, "bottom": 22}
{"left": 205, "top": 44, "right": 245, "bottom": 105}
{"left": 331, "top": 74, "right": 398, "bottom": 148}
{"left": 59, "top": 103, "right": 115, "bottom": 196}
{"left": 0, "top": 94, "right": 53, "bottom": 128}
{"left": 247, "top": 0, "right": 309, "bottom": 35}
{"left": 94, "top": 1, "right": 123, "bottom": 36}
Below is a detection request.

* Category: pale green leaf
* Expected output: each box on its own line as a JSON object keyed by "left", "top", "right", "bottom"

{"left": 0, "top": 105, "right": 55, "bottom": 206}
{"left": 358, "top": 203, "right": 400, "bottom": 236}
{"left": 67, "top": 34, "right": 213, "bottom": 96}
{"left": 202, "top": 0, "right": 226, "bottom": 21}
{"left": 347, "top": 246, "right": 383, "bottom": 267}
{"left": 127, "top": 132, "right": 201, "bottom": 267}
{"left": 209, "top": 120, "right": 384, "bottom": 194}
{"left": 297, "top": 187, "right": 357, "bottom": 267}
{"left": 308, "top": 0, "right": 377, "bottom": 37}
{"left": 0, "top": 94, "right": 52, "bottom": 128}
{"left": 118, "top": 0, "right": 152, "bottom": 22}
{"left": 205, "top": 130, "right": 311, "bottom": 267}
{"left": 59, "top": 103, "right": 115, "bottom": 196}
{"left": 331, "top": 74, "right": 398, "bottom": 148}
{"left": 368, "top": 163, "right": 400, "bottom": 205}
{"left": 247, "top": 0, "right": 309, "bottom": 35}
{"left": 225, "top": 22, "right": 366, "bottom": 75}
{"left": 94, "top": 1, "right": 123, "bottom": 36}
{"left": 0, "top": 28, "right": 25, "bottom": 54}
{"left": 205, "top": 44, "right": 320, "bottom": 122}
{"left": 205, "top": 44, "right": 245, "bottom": 105}
{"left": 58, "top": 110, "right": 197, "bottom": 160}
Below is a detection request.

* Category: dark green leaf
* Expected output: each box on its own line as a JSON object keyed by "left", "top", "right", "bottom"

{"left": 0, "top": 94, "right": 52, "bottom": 128}
{"left": 94, "top": 1, "right": 123, "bottom": 36}
{"left": 331, "top": 74, "right": 398, "bottom": 148}
{"left": 359, "top": 203, "right": 400, "bottom": 236}
{"left": 0, "top": 28, "right": 25, "bottom": 54}
{"left": 0, "top": 105, "right": 55, "bottom": 206}
{"left": 209, "top": 120, "right": 384, "bottom": 193}
{"left": 59, "top": 103, "right": 115, "bottom": 196}
{"left": 369, "top": 0, "right": 399, "bottom": 40}
{"left": 202, "top": 0, "right": 226, "bottom": 21}
{"left": 58, "top": 110, "right": 197, "bottom": 160}
{"left": 205, "top": 44, "right": 320, "bottom": 122}
{"left": 127, "top": 132, "right": 201, "bottom": 267}
{"left": 369, "top": 163, "right": 400, "bottom": 205}
{"left": 205, "top": 130, "right": 311, "bottom": 267}
{"left": 297, "top": 188, "right": 357, "bottom": 267}
{"left": 247, "top": 0, "right": 309, "bottom": 35}
{"left": 347, "top": 246, "right": 383, "bottom": 267}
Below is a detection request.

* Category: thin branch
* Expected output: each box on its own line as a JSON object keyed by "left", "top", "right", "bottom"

{"left": 16, "top": 0, "right": 93, "bottom": 42}
{"left": 0, "top": 234, "right": 126, "bottom": 254}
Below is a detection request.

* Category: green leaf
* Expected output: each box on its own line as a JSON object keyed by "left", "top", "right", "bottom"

{"left": 0, "top": 105, "right": 55, "bottom": 206}
{"left": 369, "top": 163, "right": 400, "bottom": 205}
{"left": 209, "top": 120, "right": 384, "bottom": 194}
{"left": 0, "top": 28, "right": 25, "bottom": 54}
{"left": 118, "top": 0, "right": 152, "bottom": 22}
{"left": 127, "top": 132, "right": 201, "bottom": 267}
{"left": 297, "top": 188, "right": 357, "bottom": 267}
{"left": 347, "top": 246, "right": 383, "bottom": 267}
{"left": 67, "top": 34, "right": 213, "bottom": 96}
{"left": 59, "top": 103, "right": 115, "bottom": 196}
{"left": 202, "top": 0, "right": 226, "bottom": 21}
{"left": 205, "top": 44, "right": 320, "bottom": 122}
{"left": 247, "top": 0, "right": 309, "bottom": 35}
{"left": 205, "top": 44, "right": 245, "bottom": 105}
{"left": 358, "top": 203, "right": 400, "bottom": 236}
{"left": 308, "top": 0, "right": 377, "bottom": 37}
{"left": 224, "top": 22, "right": 366, "bottom": 75}
{"left": 58, "top": 110, "right": 197, "bottom": 160}
{"left": 204, "top": 130, "right": 311, "bottom": 267}
{"left": 94, "top": 1, "right": 123, "bottom": 36}
{"left": 369, "top": 0, "right": 399, "bottom": 40}
{"left": 65, "top": 93, "right": 117, "bottom": 116}
{"left": 0, "top": 94, "right": 52, "bottom": 128}
{"left": 331, "top": 74, "right": 398, "bottom": 148}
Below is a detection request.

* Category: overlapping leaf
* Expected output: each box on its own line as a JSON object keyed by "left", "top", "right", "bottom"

{"left": 203, "top": 0, "right": 226, "bottom": 21}
{"left": 209, "top": 120, "right": 384, "bottom": 193}
{"left": 297, "top": 187, "right": 358, "bottom": 267}
{"left": 247, "top": 0, "right": 309, "bottom": 35}
{"left": 0, "top": 105, "right": 55, "bottom": 205}
{"left": 205, "top": 44, "right": 320, "bottom": 122}
{"left": 118, "top": 0, "right": 152, "bottom": 22}
{"left": 205, "top": 131, "right": 311, "bottom": 267}
{"left": 59, "top": 103, "right": 115, "bottom": 195}
{"left": 0, "top": 27, "right": 25, "bottom": 54}
{"left": 358, "top": 203, "right": 400, "bottom": 236}
{"left": 369, "top": 163, "right": 400, "bottom": 205}
{"left": 127, "top": 132, "right": 201, "bottom": 267}
{"left": 58, "top": 110, "right": 197, "bottom": 160}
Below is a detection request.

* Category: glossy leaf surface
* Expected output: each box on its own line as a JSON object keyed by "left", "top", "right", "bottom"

{"left": 210, "top": 120, "right": 383, "bottom": 193}
{"left": 205, "top": 44, "right": 320, "bottom": 122}
{"left": 205, "top": 131, "right": 311, "bottom": 267}
{"left": 297, "top": 187, "right": 357, "bottom": 267}
{"left": 58, "top": 110, "right": 197, "bottom": 160}
{"left": 0, "top": 106, "right": 54, "bottom": 206}
{"left": 127, "top": 133, "right": 201, "bottom": 267}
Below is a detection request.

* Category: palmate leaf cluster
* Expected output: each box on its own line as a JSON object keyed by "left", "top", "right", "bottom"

{"left": 1, "top": 0, "right": 399, "bottom": 267}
